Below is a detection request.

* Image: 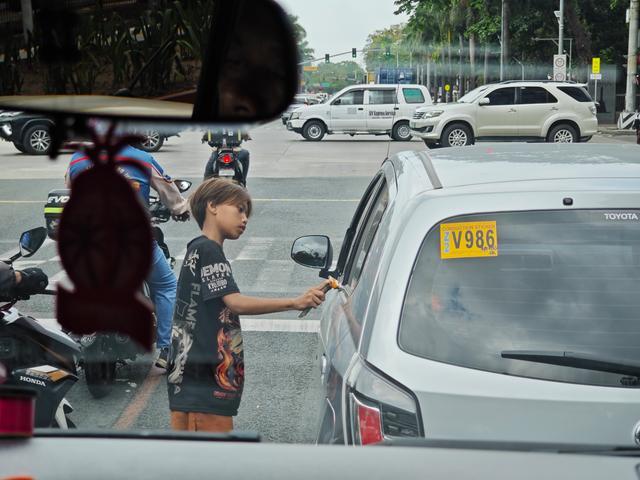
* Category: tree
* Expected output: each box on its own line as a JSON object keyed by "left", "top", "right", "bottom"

{"left": 363, "top": 24, "right": 415, "bottom": 71}
{"left": 393, "top": 0, "right": 629, "bottom": 83}
{"left": 288, "top": 14, "right": 315, "bottom": 62}
{"left": 303, "top": 61, "right": 365, "bottom": 93}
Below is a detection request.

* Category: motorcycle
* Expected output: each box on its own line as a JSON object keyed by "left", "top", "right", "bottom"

{"left": 0, "top": 227, "right": 79, "bottom": 428}
{"left": 43, "top": 180, "right": 192, "bottom": 399}
{"left": 203, "top": 129, "right": 249, "bottom": 186}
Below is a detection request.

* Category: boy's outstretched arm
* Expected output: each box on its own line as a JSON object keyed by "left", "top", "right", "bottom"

{"left": 223, "top": 279, "right": 332, "bottom": 316}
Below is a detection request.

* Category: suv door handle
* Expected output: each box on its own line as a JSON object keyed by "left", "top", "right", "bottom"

{"left": 394, "top": 107, "right": 400, "bottom": 110}
{"left": 509, "top": 108, "right": 517, "bottom": 113}
{"left": 550, "top": 106, "right": 559, "bottom": 111}
{"left": 357, "top": 107, "right": 364, "bottom": 111}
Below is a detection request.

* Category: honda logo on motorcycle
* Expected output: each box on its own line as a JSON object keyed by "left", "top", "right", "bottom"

{"left": 20, "top": 375, "right": 46, "bottom": 387}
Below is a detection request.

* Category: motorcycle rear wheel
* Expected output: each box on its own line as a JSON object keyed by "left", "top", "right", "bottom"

{"left": 83, "top": 340, "right": 117, "bottom": 399}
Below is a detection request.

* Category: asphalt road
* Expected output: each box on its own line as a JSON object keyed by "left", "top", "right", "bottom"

{"left": 0, "top": 123, "right": 636, "bottom": 442}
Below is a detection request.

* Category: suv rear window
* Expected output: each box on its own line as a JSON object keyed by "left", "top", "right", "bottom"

{"left": 557, "top": 86, "right": 593, "bottom": 102}
{"left": 403, "top": 88, "right": 425, "bottom": 104}
{"left": 398, "top": 210, "right": 640, "bottom": 388}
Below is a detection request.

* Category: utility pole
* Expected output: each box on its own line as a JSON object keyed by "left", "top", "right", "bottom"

{"left": 499, "top": 0, "right": 504, "bottom": 80}
{"left": 20, "top": 0, "right": 34, "bottom": 43}
{"left": 500, "top": 0, "right": 509, "bottom": 80}
{"left": 625, "top": 0, "right": 639, "bottom": 114}
{"left": 558, "top": 0, "right": 564, "bottom": 55}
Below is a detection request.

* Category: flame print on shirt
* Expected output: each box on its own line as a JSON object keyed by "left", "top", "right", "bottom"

{"left": 214, "top": 307, "right": 244, "bottom": 392}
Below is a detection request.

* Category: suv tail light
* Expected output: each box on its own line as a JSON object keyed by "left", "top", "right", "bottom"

{"left": 350, "top": 393, "right": 384, "bottom": 445}
{"left": 346, "top": 359, "right": 421, "bottom": 445}
{"left": 589, "top": 105, "right": 597, "bottom": 116}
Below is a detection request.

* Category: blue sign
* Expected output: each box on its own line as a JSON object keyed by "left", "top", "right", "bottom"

{"left": 377, "top": 68, "right": 416, "bottom": 84}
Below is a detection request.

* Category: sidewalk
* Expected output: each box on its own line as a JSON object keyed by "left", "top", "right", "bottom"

{"left": 598, "top": 123, "right": 636, "bottom": 136}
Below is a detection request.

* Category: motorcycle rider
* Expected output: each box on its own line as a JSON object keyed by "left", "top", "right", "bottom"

{"left": 202, "top": 128, "right": 251, "bottom": 183}
{"left": 0, "top": 263, "right": 49, "bottom": 301}
{"left": 65, "top": 143, "right": 189, "bottom": 370}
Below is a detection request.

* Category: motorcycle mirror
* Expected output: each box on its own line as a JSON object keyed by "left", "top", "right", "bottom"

{"left": 19, "top": 227, "right": 47, "bottom": 258}
{"left": 291, "top": 235, "right": 333, "bottom": 270}
{"left": 0, "top": 0, "right": 298, "bottom": 124}
{"left": 175, "top": 180, "right": 192, "bottom": 193}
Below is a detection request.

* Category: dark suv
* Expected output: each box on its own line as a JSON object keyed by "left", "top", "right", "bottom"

{"left": 0, "top": 111, "right": 173, "bottom": 155}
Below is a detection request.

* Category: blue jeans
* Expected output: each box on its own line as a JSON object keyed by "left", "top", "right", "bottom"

{"left": 147, "top": 242, "right": 176, "bottom": 348}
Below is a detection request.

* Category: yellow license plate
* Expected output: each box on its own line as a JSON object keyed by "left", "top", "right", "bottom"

{"left": 440, "top": 221, "right": 498, "bottom": 259}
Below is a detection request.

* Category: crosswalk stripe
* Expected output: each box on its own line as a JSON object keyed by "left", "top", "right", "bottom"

{"left": 37, "top": 317, "right": 319, "bottom": 333}
{"left": 235, "top": 237, "right": 273, "bottom": 260}
{"left": 0, "top": 238, "right": 54, "bottom": 260}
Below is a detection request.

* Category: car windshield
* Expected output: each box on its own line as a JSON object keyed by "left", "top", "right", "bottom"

{"left": 0, "top": 0, "right": 637, "bottom": 459}
{"left": 457, "top": 86, "right": 489, "bottom": 103}
{"left": 399, "top": 210, "right": 640, "bottom": 388}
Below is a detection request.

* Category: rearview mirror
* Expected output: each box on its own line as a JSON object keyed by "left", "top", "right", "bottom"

{"left": 19, "top": 227, "right": 47, "bottom": 258}
{"left": 175, "top": 180, "right": 192, "bottom": 193}
{"left": 0, "top": 0, "right": 298, "bottom": 123}
{"left": 291, "top": 236, "right": 332, "bottom": 270}
{"left": 479, "top": 97, "right": 491, "bottom": 106}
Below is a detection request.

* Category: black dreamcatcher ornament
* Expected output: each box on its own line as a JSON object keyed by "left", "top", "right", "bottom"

{"left": 56, "top": 122, "right": 155, "bottom": 351}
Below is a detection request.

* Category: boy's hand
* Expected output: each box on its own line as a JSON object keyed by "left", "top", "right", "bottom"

{"left": 293, "top": 280, "right": 332, "bottom": 311}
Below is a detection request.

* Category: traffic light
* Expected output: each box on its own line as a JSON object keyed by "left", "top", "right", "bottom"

{"left": 385, "top": 46, "right": 391, "bottom": 57}
{"left": 325, "top": 54, "right": 330, "bottom": 64}
{"left": 352, "top": 48, "right": 357, "bottom": 58}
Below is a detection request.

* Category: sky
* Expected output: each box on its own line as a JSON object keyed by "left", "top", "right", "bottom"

{"left": 276, "top": 0, "right": 408, "bottom": 65}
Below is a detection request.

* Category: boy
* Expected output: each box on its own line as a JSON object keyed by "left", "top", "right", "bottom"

{"left": 168, "top": 178, "right": 330, "bottom": 432}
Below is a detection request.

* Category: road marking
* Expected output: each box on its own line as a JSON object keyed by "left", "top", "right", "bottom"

{"left": 235, "top": 237, "right": 273, "bottom": 260}
{"left": 241, "top": 318, "right": 320, "bottom": 333}
{"left": 253, "top": 260, "right": 297, "bottom": 291}
{"left": 0, "top": 198, "right": 360, "bottom": 204}
{"left": 12, "top": 260, "right": 47, "bottom": 267}
{"left": 251, "top": 198, "right": 360, "bottom": 202}
{"left": 38, "top": 318, "right": 319, "bottom": 333}
{"left": 113, "top": 366, "right": 164, "bottom": 430}
{"left": 0, "top": 238, "right": 53, "bottom": 260}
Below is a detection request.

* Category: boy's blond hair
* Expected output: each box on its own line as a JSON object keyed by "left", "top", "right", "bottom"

{"left": 189, "top": 179, "right": 252, "bottom": 229}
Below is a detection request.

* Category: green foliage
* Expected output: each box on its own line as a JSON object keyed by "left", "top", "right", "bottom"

{"left": 288, "top": 14, "right": 315, "bottom": 62}
{"left": 364, "top": 24, "right": 414, "bottom": 71}
{"left": 0, "top": 30, "right": 25, "bottom": 94}
{"left": 392, "top": 0, "right": 629, "bottom": 68}
{"left": 303, "top": 61, "right": 365, "bottom": 93}
{"left": 1, "top": 0, "right": 216, "bottom": 96}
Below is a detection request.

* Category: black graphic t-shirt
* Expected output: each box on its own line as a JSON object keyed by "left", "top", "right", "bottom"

{"left": 168, "top": 236, "right": 243, "bottom": 416}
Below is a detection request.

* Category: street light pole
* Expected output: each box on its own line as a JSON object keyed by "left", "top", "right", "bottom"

{"left": 500, "top": 0, "right": 505, "bottom": 81}
{"left": 558, "top": 0, "right": 564, "bottom": 55}
{"left": 625, "top": 0, "right": 639, "bottom": 113}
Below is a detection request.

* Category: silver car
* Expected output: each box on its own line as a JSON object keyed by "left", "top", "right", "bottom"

{"left": 291, "top": 143, "right": 640, "bottom": 446}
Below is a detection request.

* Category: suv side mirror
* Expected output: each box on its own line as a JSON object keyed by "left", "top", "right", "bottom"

{"left": 333, "top": 98, "right": 342, "bottom": 106}
{"left": 291, "top": 235, "right": 333, "bottom": 270}
{"left": 478, "top": 97, "right": 491, "bottom": 106}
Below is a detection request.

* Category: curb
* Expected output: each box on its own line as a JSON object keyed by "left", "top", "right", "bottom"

{"left": 598, "top": 129, "right": 636, "bottom": 136}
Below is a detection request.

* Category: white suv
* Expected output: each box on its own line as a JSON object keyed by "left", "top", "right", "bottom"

{"left": 410, "top": 81, "right": 598, "bottom": 148}
{"left": 286, "top": 84, "right": 432, "bottom": 141}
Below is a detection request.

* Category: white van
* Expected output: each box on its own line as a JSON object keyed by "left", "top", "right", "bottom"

{"left": 286, "top": 84, "right": 432, "bottom": 141}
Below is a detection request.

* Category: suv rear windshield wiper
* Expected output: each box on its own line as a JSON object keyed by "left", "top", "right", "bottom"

{"left": 501, "top": 350, "right": 640, "bottom": 377}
